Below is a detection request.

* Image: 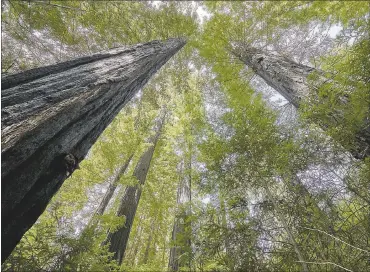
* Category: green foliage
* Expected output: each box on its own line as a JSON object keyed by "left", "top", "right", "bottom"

{"left": 2, "top": 201, "right": 120, "bottom": 272}
{"left": 2, "top": 1, "right": 198, "bottom": 71}
{"left": 302, "top": 36, "right": 370, "bottom": 156}
{"left": 2, "top": 1, "right": 370, "bottom": 272}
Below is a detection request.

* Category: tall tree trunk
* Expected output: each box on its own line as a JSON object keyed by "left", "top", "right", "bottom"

{"left": 1, "top": 38, "right": 185, "bottom": 262}
{"left": 168, "top": 159, "right": 192, "bottom": 271}
{"left": 103, "top": 112, "right": 165, "bottom": 265}
{"left": 232, "top": 46, "right": 370, "bottom": 160}
{"left": 83, "top": 153, "right": 134, "bottom": 233}
{"left": 95, "top": 154, "right": 133, "bottom": 217}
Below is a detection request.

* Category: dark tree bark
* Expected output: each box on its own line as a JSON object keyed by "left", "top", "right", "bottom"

{"left": 103, "top": 113, "right": 165, "bottom": 265}
{"left": 1, "top": 38, "right": 185, "bottom": 263}
{"left": 232, "top": 46, "right": 370, "bottom": 160}
{"left": 168, "top": 160, "right": 192, "bottom": 272}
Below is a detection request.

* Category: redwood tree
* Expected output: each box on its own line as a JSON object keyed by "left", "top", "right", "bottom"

{"left": 232, "top": 46, "right": 370, "bottom": 160}
{"left": 103, "top": 111, "right": 166, "bottom": 265}
{"left": 1, "top": 38, "right": 185, "bottom": 262}
{"left": 94, "top": 154, "right": 133, "bottom": 219}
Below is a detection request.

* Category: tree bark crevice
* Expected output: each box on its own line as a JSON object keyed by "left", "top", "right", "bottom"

{"left": 1, "top": 38, "right": 185, "bottom": 263}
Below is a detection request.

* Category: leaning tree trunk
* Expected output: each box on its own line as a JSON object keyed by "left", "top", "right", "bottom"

{"left": 168, "top": 159, "right": 192, "bottom": 272}
{"left": 232, "top": 46, "right": 370, "bottom": 160}
{"left": 103, "top": 112, "right": 165, "bottom": 265}
{"left": 95, "top": 154, "right": 133, "bottom": 217}
{"left": 1, "top": 38, "right": 185, "bottom": 263}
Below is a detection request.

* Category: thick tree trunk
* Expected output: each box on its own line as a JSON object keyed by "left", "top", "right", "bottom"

{"left": 1, "top": 38, "right": 185, "bottom": 263}
{"left": 168, "top": 160, "right": 192, "bottom": 272}
{"left": 103, "top": 113, "right": 165, "bottom": 265}
{"left": 233, "top": 47, "right": 314, "bottom": 108}
{"left": 233, "top": 46, "right": 370, "bottom": 160}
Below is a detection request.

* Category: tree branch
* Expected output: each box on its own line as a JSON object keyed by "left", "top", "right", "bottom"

{"left": 300, "top": 226, "right": 370, "bottom": 254}
{"left": 295, "top": 261, "right": 353, "bottom": 272}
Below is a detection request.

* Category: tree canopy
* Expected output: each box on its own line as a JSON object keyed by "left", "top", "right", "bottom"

{"left": 2, "top": 1, "right": 370, "bottom": 271}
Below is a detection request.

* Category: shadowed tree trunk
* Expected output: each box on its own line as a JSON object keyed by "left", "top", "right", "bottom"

{"left": 103, "top": 112, "right": 166, "bottom": 265}
{"left": 168, "top": 159, "right": 192, "bottom": 272}
{"left": 1, "top": 38, "right": 186, "bottom": 263}
{"left": 232, "top": 46, "right": 370, "bottom": 160}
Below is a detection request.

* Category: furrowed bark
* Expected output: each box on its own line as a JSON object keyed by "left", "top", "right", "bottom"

{"left": 232, "top": 46, "right": 370, "bottom": 160}
{"left": 233, "top": 47, "right": 314, "bottom": 108}
{"left": 1, "top": 38, "right": 186, "bottom": 263}
{"left": 103, "top": 112, "right": 165, "bottom": 265}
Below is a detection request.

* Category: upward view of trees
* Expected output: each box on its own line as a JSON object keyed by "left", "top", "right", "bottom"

{"left": 1, "top": 38, "right": 185, "bottom": 262}
{"left": 232, "top": 45, "right": 370, "bottom": 160}
{"left": 1, "top": 1, "right": 369, "bottom": 272}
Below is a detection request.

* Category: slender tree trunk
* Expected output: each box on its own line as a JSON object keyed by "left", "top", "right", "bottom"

{"left": 103, "top": 112, "right": 165, "bottom": 265}
{"left": 232, "top": 46, "right": 370, "bottom": 160}
{"left": 1, "top": 38, "right": 185, "bottom": 262}
{"left": 150, "top": 222, "right": 162, "bottom": 264}
{"left": 130, "top": 235, "right": 141, "bottom": 266}
{"left": 168, "top": 159, "right": 192, "bottom": 271}
{"left": 83, "top": 154, "right": 134, "bottom": 233}
{"left": 95, "top": 154, "right": 133, "bottom": 217}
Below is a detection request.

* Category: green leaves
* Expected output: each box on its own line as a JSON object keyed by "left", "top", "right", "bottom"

{"left": 3, "top": 1, "right": 370, "bottom": 271}
{"left": 302, "top": 37, "right": 370, "bottom": 155}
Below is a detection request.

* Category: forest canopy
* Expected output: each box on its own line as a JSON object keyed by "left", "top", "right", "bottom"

{"left": 1, "top": 1, "right": 370, "bottom": 272}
